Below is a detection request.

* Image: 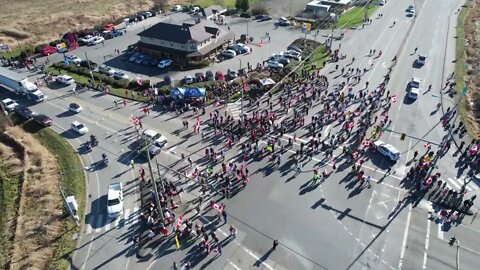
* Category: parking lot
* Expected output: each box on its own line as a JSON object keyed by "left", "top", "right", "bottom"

{"left": 38, "top": 12, "right": 315, "bottom": 85}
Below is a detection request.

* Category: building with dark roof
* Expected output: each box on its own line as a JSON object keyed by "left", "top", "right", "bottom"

{"left": 137, "top": 18, "right": 235, "bottom": 63}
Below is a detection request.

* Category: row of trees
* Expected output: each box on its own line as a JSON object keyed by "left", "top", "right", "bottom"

{"left": 235, "top": 0, "right": 250, "bottom": 11}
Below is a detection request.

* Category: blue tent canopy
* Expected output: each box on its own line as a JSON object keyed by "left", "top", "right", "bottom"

{"left": 184, "top": 87, "right": 206, "bottom": 98}
{"left": 170, "top": 87, "right": 185, "bottom": 98}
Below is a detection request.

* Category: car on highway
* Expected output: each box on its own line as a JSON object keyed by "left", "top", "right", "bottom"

{"left": 409, "top": 77, "right": 421, "bottom": 89}
{"left": 1, "top": 98, "right": 18, "bottom": 112}
{"left": 56, "top": 75, "right": 75, "bottom": 85}
{"left": 184, "top": 75, "right": 194, "bottom": 84}
{"left": 113, "top": 71, "right": 128, "bottom": 80}
{"left": 415, "top": 54, "right": 427, "bottom": 66}
{"left": 373, "top": 140, "right": 400, "bottom": 161}
{"left": 408, "top": 87, "right": 419, "bottom": 99}
{"left": 142, "top": 129, "right": 167, "bottom": 148}
{"left": 158, "top": 59, "right": 173, "bottom": 68}
{"left": 32, "top": 114, "right": 53, "bottom": 127}
{"left": 107, "top": 183, "right": 124, "bottom": 218}
{"left": 68, "top": 103, "right": 83, "bottom": 113}
{"left": 65, "top": 55, "right": 81, "bottom": 65}
{"left": 71, "top": 121, "right": 88, "bottom": 135}
{"left": 88, "top": 36, "right": 105, "bottom": 46}
{"left": 14, "top": 105, "right": 35, "bottom": 119}
{"left": 222, "top": 49, "right": 236, "bottom": 59}
{"left": 98, "top": 64, "right": 115, "bottom": 75}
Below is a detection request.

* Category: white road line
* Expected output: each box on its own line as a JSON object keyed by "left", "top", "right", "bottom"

{"left": 398, "top": 205, "right": 412, "bottom": 270}
{"left": 114, "top": 218, "right": 120, "bottom": 228}
{"left": 132, "top": 207, "right": 139, "bottom": 224}
{"left": 105, "top": 222, "right": 111, "bottom": 231}
{"left": 94, "top": 215, "right": 103, "bottom": 233}
{"left": 86, "top": 215, "right": 93, "bottom": 234}
{"left": 437, "top": 223, "right": 444, "bottom": 240}
{"left": 423, "top": 217, "right": 431, "bottom": 269}
{"left": 227, "top": 260, "right": 242, "bottom": 270}
{"left": 447, "top": 178, "right": 461, "bottom": 190}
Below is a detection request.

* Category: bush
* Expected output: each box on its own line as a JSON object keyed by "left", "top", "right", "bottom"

{"left": 103, "top": 76, "right": 115, "bottom": 85}
{"left": 49, "top": 39, "right": 62, "bottom": 46}
{"left": 188, "top": 60, "right": 210, "bottom": 69}
{"left": 93, "top": 73, "right": 108, "bottom": 82}
{"left": 250, "top": 4, "right": 268, "bottom": 15}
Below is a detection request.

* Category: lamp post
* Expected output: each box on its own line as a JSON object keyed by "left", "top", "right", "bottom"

{"left": 144, "top": 141, "right": 164, "bottom": 221}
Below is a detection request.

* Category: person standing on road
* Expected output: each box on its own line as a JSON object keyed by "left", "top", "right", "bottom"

{"left": 272, "top": 239, "right": 279, "bottom": 250}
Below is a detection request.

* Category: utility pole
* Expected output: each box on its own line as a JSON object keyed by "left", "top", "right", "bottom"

{"left": 363, "top": 0, "right": 370, "bottom": 23}
{"left": 145, "top": 142, "right": 164, "bottom": 221}
{"left": 84, "top": 52, "right": 96, "bottom": 87}
{"left": 59, "top": 183, "right": 80, "bottom": 227}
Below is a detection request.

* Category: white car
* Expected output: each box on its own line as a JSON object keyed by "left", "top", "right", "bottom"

{"left": 68, "top": 103, "right": 83, "bottom": 113}
{"left": 142, "top": 129, "right": 167, "bottom": 148}
{"left": 98, "top": 64, "right": 115, "bottom": 75}
{"left": 71, "top": 121, "right": 88, "bottom": 135}
{"left": 107, "top": 183, "right": 124, "bottom": 218}
{"left": 88, "top": 36, "right": 105, "bottom": 46}
{"left": 184, "top": 75, "right": 194, "bottom": 84}
{"left": 113, "top": 71, "right": 128, "bottom": 80}
{"left": 158, "top": 59, "right": 173, "bottom": 68}
{"left": 373, "top": 141, "right": 400, "bottom": 161}
{"left": 56, "top": 75, "right": 75, "bottom": 85}
{"left": 79, "top": 35, "right": 95, "bottom": 44}
{"left": 65, "top": 55, "right": 81, "bottom": 65}
{"left": 410, "top": 77, "right": 421, "bottom": 89}
{"left": 268, "top": 61, "right": 284, "bottom": 69}
{"left": 1, "top": 98, "right": 18, "bottom": 112}
{"left": 285, "top": 50, "right": 302, "bottom": 60}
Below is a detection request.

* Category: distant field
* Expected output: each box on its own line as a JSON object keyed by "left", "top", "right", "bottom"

{"left": 0, "top": 0, "right": 160, "bottom": 49}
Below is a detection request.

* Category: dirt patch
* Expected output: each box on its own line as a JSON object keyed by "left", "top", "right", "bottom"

{"left": 0, "top": 126, "right": 63, "bottom": 270}
{"left": 0, "top": 0, "right": 161, "bottom": 47}
{"left": 461, "top": 0, "right": 480, "bottom": 136}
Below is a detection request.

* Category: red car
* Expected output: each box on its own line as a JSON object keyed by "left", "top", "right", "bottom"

{"left": 103, "top": 23, "right": 115, "bottom": 32}
{"left": 215, "top": 70, "right": 225, "bottom": 81}
{"left": 33, "top": 114, "right": 53, "bottom": 127}
{"left": 41, "top": 46, "right": 57, "bottom": 56}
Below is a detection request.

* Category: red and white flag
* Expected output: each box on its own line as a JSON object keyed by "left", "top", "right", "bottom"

{"left": 176, "top": 215, "right": 183, "bottom": 227}
{"left": 137, "top": 77, "right": 143, "bottom": 85}
{"left": 390, "top": 95, "right": 397, "bottom": 103}
{"left": 424, "top": 143, "right": 430, "bottom": 148}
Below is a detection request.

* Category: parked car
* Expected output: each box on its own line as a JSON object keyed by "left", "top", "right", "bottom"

{"left": 129, "top": 53, "right": 140, "bottom": 62}
{"left": 103, "top": 30, "right": 124, "bottom": 39}
{"left": 98, "top": 64, "right": 115, "bottom": 75}
{"left": 68, "top": 103, "right": 83, "bottom": 113}
{"left": 215, "top": 71, "right": 225, "bottom": 81}
{"left": 88, "top": 36, "right": 105, "bottom": 46}
{"left": 255, "top": 14, "right": 267, "bottom": 20}
{"left": 1, "top": 98, "right": 18, "bottom": 112}
{"left": 134, "top": 55, "right": 146, "bottom": 64}
{"left": 270, "top": 55, "right": 290, "bottom": 66}
{"left": 41, "top": 46, "right": 57, "bottom": 56}
{"left": 222, "top": 50, "right": 236, "bottom": 59}
{"left": 113, "top": 71, "right": 128, "bottom": 80}
{"left": 65, "top": 55, "right": 81, "bottom": 65}
{"left": 172, "top": 5, "right": 182, "bottom": 11}
{"left": 163, "top": 75, "right": 172, "bottom": 86}
{"left": 268, "top": 61, "right": 284, "bottom": 69}
{"left": 71, "top": 121, "right": 88, "bottom": 135}
{"left": 78, "top": 35, "right": 95, "bottom": 45}
{"left": 158, "top": 59, "right": 173, "bottom": 68}
{"left": 287, "top": 45, "right": 302, "bottom": 53}
{"left": 56, "top": 75, "right": 75, "bottom": 85}
{"left": 107, "top": 183, "right": 124, "bottom": 218}
{"left": 33, "top": 114, "right": 53, "bottom": 127}
{"left": 14, "top": 105, "right": 35, "bottom": 119}
{"left": 206, "top": 70, "right": 214, "bottom": 81}
{"left": 195, "top": 72, "right": 204, "bottom": 82}
{"left": 184, "top": 75, "right": 194, "bottom": 84}
{"left": 141, "top": 57, "right": 151, "bottom": 66}
{"left": 373, "top": 141, "right": 400, "bottom": 161}
{"left": 142, "top": 11, "right": 153, "bottom": 18}
{"left": 79, "top": 60, "right": 98, "bottom": 70}
{"left": 278, "top": 17, "right": 290, "bottom": 26}
{"left": 136, "top": 14, "right": 145, "bottom": 21}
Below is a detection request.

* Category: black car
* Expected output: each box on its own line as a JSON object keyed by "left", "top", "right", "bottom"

{"left": 79, "top": 60, "right": 98, "bottom": 70}
{"left": 33, "top": 114, "right": 53, "bottom": 127}
{"left": 14, "top": 105, "right": 35, "bottom": 119}
{"left": 259, "top": 15, "right": 272, "bottom": 21}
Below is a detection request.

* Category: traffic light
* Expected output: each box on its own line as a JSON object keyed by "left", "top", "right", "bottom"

{"left": 449, "top": 236, "right": 456, "bottom": 246}
{"left": 400, "top": 133, "right": 406, "bottom": 141}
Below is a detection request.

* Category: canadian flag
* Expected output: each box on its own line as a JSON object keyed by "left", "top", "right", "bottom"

{"left": 176, "top": 215, "right": 183, "bottom": 227}
{"left": 390, "top": 95, "right": 397, "bottom": 103}
{"left": 243, "top": 83, "right": 248, "bottom": 92}
{"left": 137, "top": 77, "right": 143, "bottom": 85}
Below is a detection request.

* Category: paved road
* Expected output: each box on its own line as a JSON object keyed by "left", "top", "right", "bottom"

{"left": 1, "top": 0, "right": 480, "bottom": 269}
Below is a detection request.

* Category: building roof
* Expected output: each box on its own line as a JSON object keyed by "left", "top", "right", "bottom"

{"left": 202, "top": 5, "right": 227, "bottom": 18}
{"left": 319, "top": 0, "right": 352, "bottom": 5}
{"left": 307, "top": 0, "right": 331, "bottom": 9}
{"left": 138, "top": 19, "right": 218, "bottom": 43}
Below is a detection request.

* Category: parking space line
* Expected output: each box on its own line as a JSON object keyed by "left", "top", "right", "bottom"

{"left": 423, "top": 216, "right": 431, "bottom": 269}
{"left": 398, "top": 205, "right": 412, "bottom": 270}
{"left": 124, "top": 208, "right": 130, "bottom": 225}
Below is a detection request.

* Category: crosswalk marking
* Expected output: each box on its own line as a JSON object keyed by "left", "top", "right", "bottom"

{"left": 131, "top": 206, "right": 140, "bottom": 225}
{"left": 437, "top": 223, "right": 444, "bottom": 240}
{"left": 105, "top": 222, "right": 111, "bottom": 231}
{"left": 447, "top": 178, "right": 461, "bottom": 190}
{"left": 227, "top": 101, "right": 243, "bottom": 120}
{"left": 95, "top": 214, "right": 103, "bottom": 233}
{"left": 444, "top": 177, "right": 478, "bottom": 191}
{"left": 114, "top": 217, "right": 120, "bottom": 228}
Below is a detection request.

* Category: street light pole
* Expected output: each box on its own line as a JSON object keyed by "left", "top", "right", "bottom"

{"left": 145, "top": 142, "right": 164, "bottom": 221}
{"left": 456, "top": 239, "right": 460, "bottom": 270}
